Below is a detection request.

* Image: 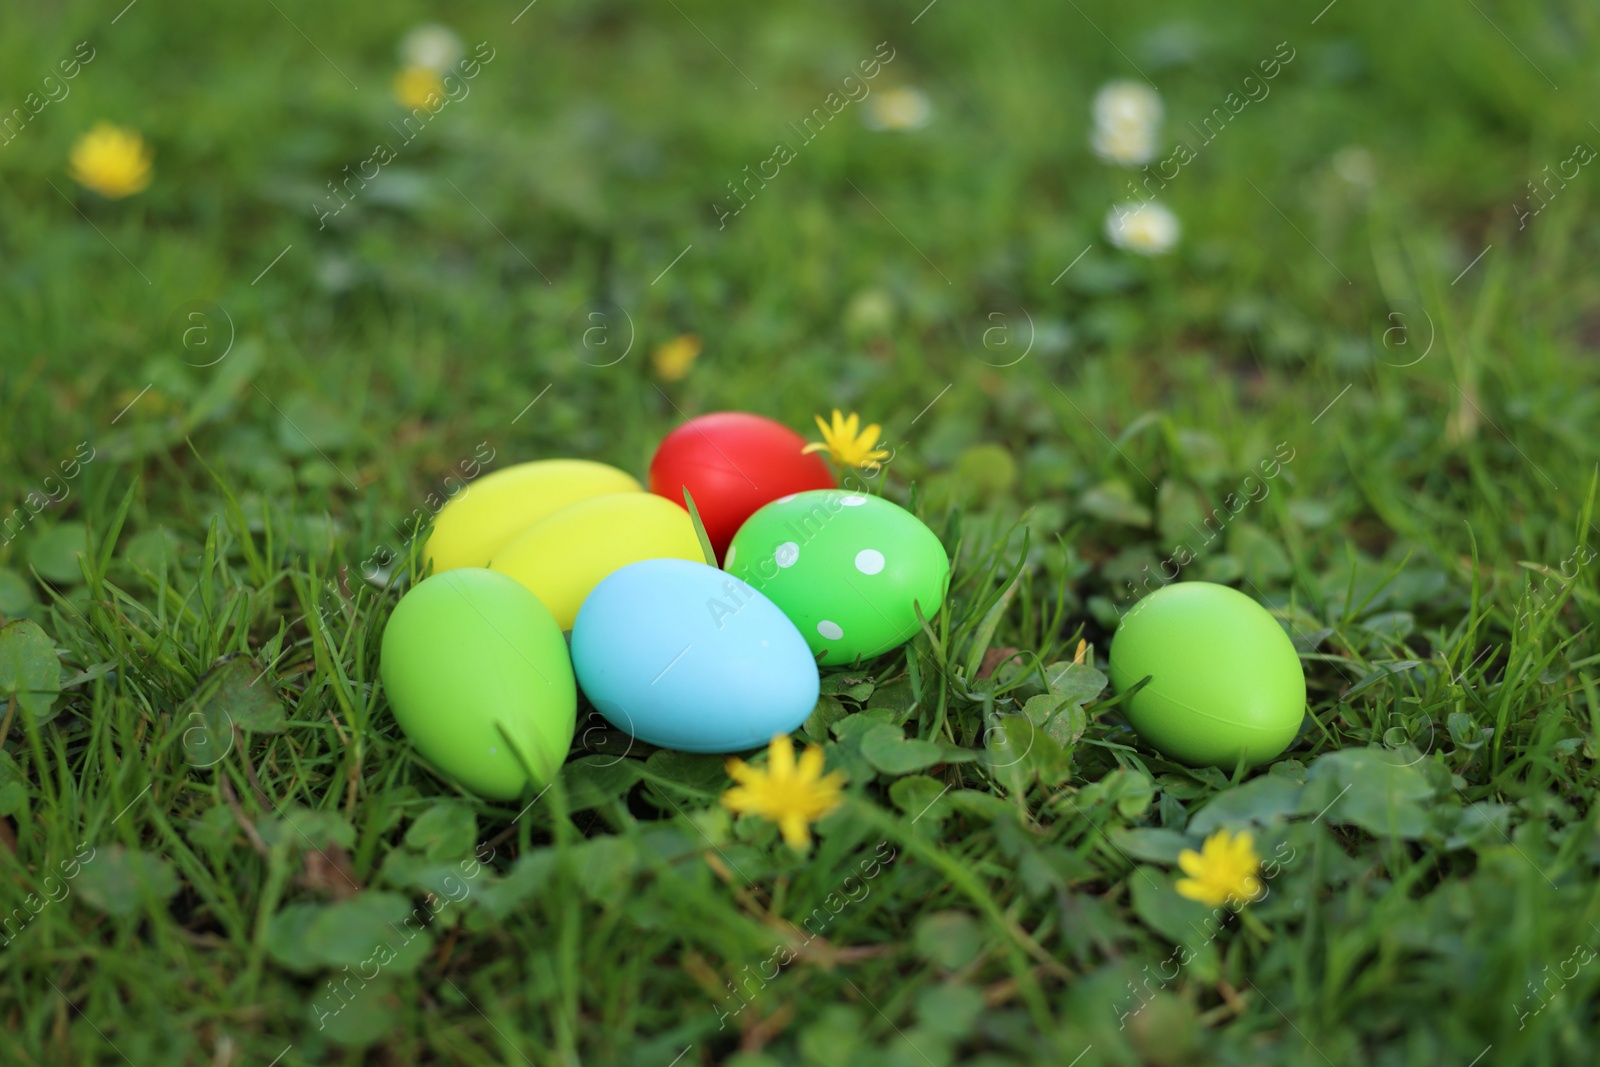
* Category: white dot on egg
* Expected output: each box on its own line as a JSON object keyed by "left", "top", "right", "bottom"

{"left": 840, "top": 495, "right": 866, "bottom": 506}
{"left": 775, "top": 542, "right": 800, "bottom": 568}
{"left": 817, "top": 620, "right": 844, "bottom": 640}
{"left": 777, "top": 493, "right": 799, "bottom": 504}
{"left": 855, "top": 549, "right": 885, "bottom": 575}
{"left": 724, "top": 546, "right": 737, "bottom": 568}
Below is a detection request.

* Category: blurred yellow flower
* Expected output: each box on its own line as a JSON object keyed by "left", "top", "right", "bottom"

{"left": 69, "top": 123, "right": 152, "bottom": 199}
{"left": 393, "top": 66, "right": 445, "bottom": 110}
{"left": 863, "top": 87, "right": 932, "bottom": 132}
{"left": 803, "top": 410, "right": 890, "bottom": 471}
{"left": 652, "top": 333, "right": 702, "bottom": 382}
{"left": 1176, "top": 829, "right": 1262, "bottom": 908}
{"left": 721, "top": 734, "right": 844, "bottom": 849}
{"left": 113, "top": 384, "right": 168, "bottom": 418}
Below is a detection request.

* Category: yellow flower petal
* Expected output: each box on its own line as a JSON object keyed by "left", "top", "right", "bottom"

{"left": 768, "top": 733, "right": 795, "bottom": 776}
{"left": 1176, "top": 878, "right": 1225, "bottom": 906}
{"left": 779, "top": 814, "right": 812, "bottom": 848}
{"left": 720, "top": 787, "right": 755, "bottom": 812}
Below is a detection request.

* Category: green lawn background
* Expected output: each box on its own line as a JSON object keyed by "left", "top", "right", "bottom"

{"left": 1, "top": 0, "right": 1599, "bottom": 1064}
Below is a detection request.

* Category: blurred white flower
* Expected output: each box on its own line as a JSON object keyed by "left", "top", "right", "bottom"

{"left": 1332, "top": 146, "right": 1376, "bottom": 190}
{"left": 399, "top": 24, "right": 464, "bottom": 72}
{"left": 844, "top": 288, "right": 896, "bottom": 336}
{"left": 864, "top": 87, "right": 932, "bottom": 132}
{"left": 1105, "top": 201, "right": 1179, "bottom": 256}
{"left": 1093, "top": 122, "right": 1159, "bottom": 167}
{"left": 1093, "top": 80, "right": 1162, "bottom": 128}
{"left": 1091, "top": 80, "right": 1162, "bottom": 166}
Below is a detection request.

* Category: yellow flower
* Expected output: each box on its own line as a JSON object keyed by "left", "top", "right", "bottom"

{"left": 721, "top": 734, "right": 845, "bottom": 849}
{"left": 802, "top": 410, "right": 890, "bottom": 471}
{"left": 393, "top": 66, "right": 445, "bottom": 110}
{"left": 69, "top": 123, "right": 152, "bottom": 199}
{"left": 652, "top": 333, "right": 702, "bottom": 382}
{"left": 113, "top": 385, "right": 169, "bottom": 419}
{"left": 1175, "top": 829, "right": 1262, "bottom": 908}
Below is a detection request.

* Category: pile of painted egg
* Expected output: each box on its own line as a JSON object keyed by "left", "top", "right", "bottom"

{"left": 379, "top": 412, "right": 951, "bottom": 799}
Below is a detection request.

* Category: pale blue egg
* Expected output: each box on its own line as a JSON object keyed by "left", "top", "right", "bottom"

{"left": 571, "top": 559, "right": 821, "bottom": 753}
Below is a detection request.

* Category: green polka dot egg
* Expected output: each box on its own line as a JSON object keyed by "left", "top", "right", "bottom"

{"left": 726, "top": 489, "right": 949, "bottom": 666}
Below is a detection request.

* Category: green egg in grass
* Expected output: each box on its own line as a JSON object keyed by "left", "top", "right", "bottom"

{"left": 726, "top": 490, "right": 948, "bottom": 666}
{"left": 380, "top": 568, "right": 576, "bottom": 799}
{"left": 1109, "top": 581, "right": 1305, "bottom": 769}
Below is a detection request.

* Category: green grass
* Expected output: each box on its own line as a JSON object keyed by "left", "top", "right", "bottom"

{"left": 3, "top": 0, "right": 1600, "bottom": 1063}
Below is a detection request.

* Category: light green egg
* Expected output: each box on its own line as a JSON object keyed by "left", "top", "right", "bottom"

{"left": 1109, "top": 582, "right": 1305, "bottom": 769}
{"left": 380, "top": 568, "right": 575, "bottom": 799}
{"left": 726, "top": 490, "right": 949, "bottom": 666}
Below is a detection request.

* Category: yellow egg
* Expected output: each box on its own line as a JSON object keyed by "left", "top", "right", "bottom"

{"left": 491, "top": 493, "right": 705, "bottom": 629}
{"left": 426, "top": 460, "right": 642, "bottom": 573}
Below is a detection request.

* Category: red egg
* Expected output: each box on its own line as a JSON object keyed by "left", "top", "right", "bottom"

{"left": 649, "top": 412, "right": 835, "bottom": 560}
